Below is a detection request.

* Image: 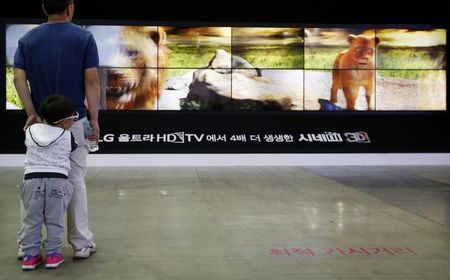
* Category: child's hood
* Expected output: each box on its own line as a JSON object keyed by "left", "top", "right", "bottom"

{"left": 27, "top": 123, "right": 66, "bottom": 147}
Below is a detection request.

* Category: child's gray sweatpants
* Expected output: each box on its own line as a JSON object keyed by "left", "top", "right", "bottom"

{"left": 20, "top": 177, "right": 73, "bottom": 256}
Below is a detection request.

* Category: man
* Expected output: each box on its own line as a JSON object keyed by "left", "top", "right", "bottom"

{"left": 14, "top": 0, "right": 100, "bottom": 259}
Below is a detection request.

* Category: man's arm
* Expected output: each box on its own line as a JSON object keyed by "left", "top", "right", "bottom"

{"left": 13, "top": 68, "right": 41, "bottom": 131}
{"left": 84, "top": 67, "right": 101, "bottom": 141}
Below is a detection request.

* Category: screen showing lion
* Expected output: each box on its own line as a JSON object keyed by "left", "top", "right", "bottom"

{"left": 304, "top": 28, "right": 446, "bottom": 111}
{"left": 330, "top": 34, "right": 379, "bottom": 110}
{"left": 87, "top": 26, "right": 170, "bottom": 110}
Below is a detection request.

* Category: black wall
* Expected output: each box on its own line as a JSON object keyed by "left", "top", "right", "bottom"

{"left": 3, "top": 0, "right": 447, "bottom": 24}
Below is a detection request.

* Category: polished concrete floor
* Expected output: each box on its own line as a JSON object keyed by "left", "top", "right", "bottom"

{"left": 0, "top": 166, "right": 449, "bottom": 279}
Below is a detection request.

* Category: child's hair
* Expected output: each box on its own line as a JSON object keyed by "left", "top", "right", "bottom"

{"left": 39, "top": 95, "right": 76, "bottom": 125}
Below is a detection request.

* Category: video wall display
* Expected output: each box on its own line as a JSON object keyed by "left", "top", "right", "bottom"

{"left": 5, "top": 25, "right": 446, "bottom": 111}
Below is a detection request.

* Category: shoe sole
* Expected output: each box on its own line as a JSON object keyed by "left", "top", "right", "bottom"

{"left": 22, "top": 262, "right": 43, "bottom": 270}
{"left": 45, "top": 259, "right": 64, "bottom": 269}
{"left": 73, "top": 251, "right": 95, "bottom": 259}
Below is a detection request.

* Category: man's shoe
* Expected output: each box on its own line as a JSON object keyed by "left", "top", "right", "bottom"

{"left": 45, "top": 253, "right": 64, "bottom": 269}
{"left": 17, "top": 246, "right": 25, "bottom": 260}
{"left": 22, "top": 254, "right": 43, "bottom": 270}
{"left": 73, "top": 242, "right": 96, "bottom": 259}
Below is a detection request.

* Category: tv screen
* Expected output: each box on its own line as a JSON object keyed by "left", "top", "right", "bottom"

{"left": 5, "top": 24, "right": 446, "bottom": 111}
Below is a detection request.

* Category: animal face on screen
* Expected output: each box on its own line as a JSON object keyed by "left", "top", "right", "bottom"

{"left": 88, "top": 26, "right": 170, "bottom": 110}
{"left": 330, "top": 34, "right": 379, "bottom": 110}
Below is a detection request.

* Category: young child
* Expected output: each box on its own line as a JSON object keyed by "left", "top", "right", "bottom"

{"left": 20, "top": 95, "right": 78, "bottom": 270}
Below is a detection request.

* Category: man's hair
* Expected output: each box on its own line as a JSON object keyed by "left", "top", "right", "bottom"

{"left": 42, "top": 0, "right": 73, "bottom": 15}
{"left": 40, "top": 94, "right": 76, "bottom": 125}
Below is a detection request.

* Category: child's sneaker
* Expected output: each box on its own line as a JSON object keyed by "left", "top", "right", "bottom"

{"left": 45, "top": 253, "right": 64, "bottom": 269}
{"left": 22, "top": 254, "right": 43, "bottom": 270}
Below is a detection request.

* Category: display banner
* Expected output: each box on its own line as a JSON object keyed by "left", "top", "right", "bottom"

{"left": 0, "top": 19, "right": 448, "bottom": 154}
{"left": 2, "top": 112, "right": 449, "bottom": 153}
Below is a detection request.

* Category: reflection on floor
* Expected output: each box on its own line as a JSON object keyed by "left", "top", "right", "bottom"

{"left": 0, "top": 166, "right": 449, "bottom": 279}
